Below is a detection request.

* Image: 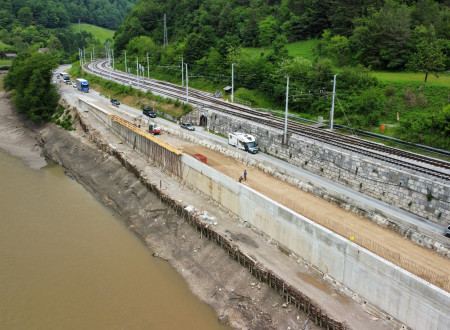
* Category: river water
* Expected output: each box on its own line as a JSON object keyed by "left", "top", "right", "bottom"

{"left": 0, "top": 150, "right": 227, "bottom": 329}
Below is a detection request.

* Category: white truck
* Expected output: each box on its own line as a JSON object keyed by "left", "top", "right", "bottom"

{"left": 228, "top": 132, "right": 258, "bottom": 154}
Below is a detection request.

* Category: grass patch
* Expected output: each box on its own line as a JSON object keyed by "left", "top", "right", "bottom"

{"left": 285, "top": 39, "right": 321, "bottom": 61}
{"left": 69, "top": 23, "right": 115, "bottom": 44}
{"left": 0, "top": 59, "right": 12, "bottom": 66}
{"left": 373, "top": 71, "right": 450, "bottom": 87}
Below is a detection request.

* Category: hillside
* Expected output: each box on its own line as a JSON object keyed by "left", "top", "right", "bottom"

{"left": 0, "top": 0, "right": 134, "bottom": 60}
{"left": 109, "top": 0, "right": 449, "bottom": 150}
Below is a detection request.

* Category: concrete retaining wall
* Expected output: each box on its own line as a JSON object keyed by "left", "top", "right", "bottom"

{"left": 204, "top": 111, "right": 450, "bottom": 226}
{"left": 78, "top": 100, "right": 449, "bottom": 329}
{"left": 181, "top": 154, "right": 450, "bottom": 330}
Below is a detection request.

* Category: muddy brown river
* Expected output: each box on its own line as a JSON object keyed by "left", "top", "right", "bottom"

{"left": 0, "top": 150, "right": 227, "bottom": 329}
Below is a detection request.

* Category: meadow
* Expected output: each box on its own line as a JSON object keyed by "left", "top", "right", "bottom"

{"left": 69, "top": 23, "right": 115, "bottom": 44}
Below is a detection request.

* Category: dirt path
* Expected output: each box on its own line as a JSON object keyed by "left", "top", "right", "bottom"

{"left": 174, "top": 144, "right": 450, "bottom": 292}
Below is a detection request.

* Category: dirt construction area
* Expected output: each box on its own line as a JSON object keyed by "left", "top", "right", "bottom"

{"left": 155, "top": 133, "right": 450, "bottom": 292}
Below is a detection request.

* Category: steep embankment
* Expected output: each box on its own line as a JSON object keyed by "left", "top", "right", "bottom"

{"left": 36, "top": 112, "right": 317, "bottom": 329}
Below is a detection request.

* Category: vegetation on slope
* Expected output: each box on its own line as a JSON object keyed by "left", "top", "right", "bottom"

{"left": 110, "top": 0, "right": 449, "bottom": 149}
{"left": 4, "top": 52, "right": 59, "bottom": 122}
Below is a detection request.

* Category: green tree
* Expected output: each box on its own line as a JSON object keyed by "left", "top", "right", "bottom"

{"left": 267, "top": 34, "right": 290, "bottom": 64}
{"left": 4, "top": 52, "right": 59, "bottom": 122}
{"left": 183, "top": 33, "right": 208, "bottom": 64}
{"left": 17, "top": 6, "right": 33, "bottom": 26}
{"left": 322, "top": 30, "right": 350, "bottom": 66}
{"left": 258, "top": 15, "right": 278, "bottom": 46}
{"left": 350, "top": 0, "right": 412, "bottom": 69}
{"left": 407, "top": 25, "right": 447, "bottom": 82}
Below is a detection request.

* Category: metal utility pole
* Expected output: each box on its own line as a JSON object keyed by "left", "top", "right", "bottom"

{"left": 124, "top": 51, "right": 127, "bottom": 74}
{"left": 147, "top": 53, "right": 149, "bottom": 79}
{"left": 231, "top": 63, "right": 235, "bottom": 103}
{"left": 185, "top": 64, "right": 189, "bottom": 103}
{"left": 109, "top": 49, "right": 111, "bottom": 80}
{"left": 181, "top": 57, "right": 184, "bottom": 87}
{"left": 284, "top": 77, "right": 289, "bottom": 143}
{"left": 136, "top": 57, "right": 139, "bottom": 89}
{"left": 79, "top": 49, "right": 82, "bottom": 67}
{"left": 112, "top": 49, "right": 114, "bottom": 70}
{"left": 93, "top": 45, "right": 94, "bottom": 61}
{"left": 83, "top": 47, "right": 86, "bottom": 67}
{"left": 163, "top": 13, "right": 168, "bottom": 46}
{"left": 330, "top": 74, "right": 337, "bottom": 130}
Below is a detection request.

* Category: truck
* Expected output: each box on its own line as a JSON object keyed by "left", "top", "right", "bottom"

{"left": 148, "top": 121, "right": 161, "bottom": 135}
{"left": 76, "top": 78, "right": 89, "bottom": 93}
{"left": 60, "top": 72, "right": 70, "bottom": 82}
{"left": 228, "top": 132, "right": 258, "bottom": 154}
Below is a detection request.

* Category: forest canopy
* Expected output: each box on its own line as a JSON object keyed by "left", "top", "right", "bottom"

{"left": 114, "top": 0, "right": 450, "bottom": 72}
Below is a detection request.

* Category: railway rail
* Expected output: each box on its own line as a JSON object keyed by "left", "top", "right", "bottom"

{"left": 85, "top": 60, "right": 450, "bottom": 181}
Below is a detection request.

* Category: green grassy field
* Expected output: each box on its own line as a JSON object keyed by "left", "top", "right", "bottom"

{"left": 245, "top": 39, "right": 450, "bottom": 86}
{"left": 69, "top": 23, "right": 115, "bottom": 44}
{"left": 372, "top": 71, "right": 450, "bottom": 87}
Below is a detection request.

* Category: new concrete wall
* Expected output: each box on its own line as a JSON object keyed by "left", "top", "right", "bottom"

{"left": 78, "top": 99, "right": 449, "bottom": 329}
{"left": 182, "top": 154, "right": 450, "bottom": 330}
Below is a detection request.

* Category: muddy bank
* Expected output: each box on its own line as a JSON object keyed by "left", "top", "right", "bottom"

{"left": 34, "top": 115, "right": 318, "bottom": 329}
{"left": 0, "top": 91, "right": 47, "bottom": 169}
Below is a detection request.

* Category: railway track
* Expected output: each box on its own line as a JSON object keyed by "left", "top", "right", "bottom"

{"left": 85, "top": 60, "right": 450, "bottom": 181}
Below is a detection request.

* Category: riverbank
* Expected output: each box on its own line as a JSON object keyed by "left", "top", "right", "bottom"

{"left": 0, "top": 91, "right": 322, "bottom": 329}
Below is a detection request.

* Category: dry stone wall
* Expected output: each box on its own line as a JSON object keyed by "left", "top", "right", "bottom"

{"left": 206, "top": 110, "right": 450, "bottom": 226}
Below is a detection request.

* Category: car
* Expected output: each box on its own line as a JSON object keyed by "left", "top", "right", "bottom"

{"left": 72, "top": 84, "right": 77, "bottom": 88}
{"left": 143, "top": 106, "right": 157, "bottom": 118}
{"left": 180, "top": 122, "right": 195, "bottom": 131}
{"left": 111, "top": 99, "right": 120, "bottom": 106}
{"left": 445, "top": 225, "right": 450, "bottom": 238}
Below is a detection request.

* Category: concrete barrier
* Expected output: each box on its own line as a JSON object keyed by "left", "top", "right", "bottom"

{"left": 78, "top": 98, "right": 111, "bottom": 125}
{"left": 181, "top": 154, "right": 450, "bottom": 330}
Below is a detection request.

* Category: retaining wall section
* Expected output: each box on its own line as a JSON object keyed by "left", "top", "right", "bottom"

{"left": 78, "top": 98, "right": 182, "bottom": 177}
{"left": 181, "top": 154, "right": 450, "bottom": 330}
{"left": 77, "top": 100, "right": 450, "bottom": 328}
{"left": 206, "top": 111, "right": 450, "bottom": 226}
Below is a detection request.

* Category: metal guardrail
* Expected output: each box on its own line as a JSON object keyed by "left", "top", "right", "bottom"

{"left": 333, "top": 124, "right": 450, "bottom": 157}
{"left": 234, "top": 98, "right": 252, "bottom": 107}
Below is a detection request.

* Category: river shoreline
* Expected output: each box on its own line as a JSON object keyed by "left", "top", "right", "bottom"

{"left": 0, "top": 90, "right": 319, "bottom": 329}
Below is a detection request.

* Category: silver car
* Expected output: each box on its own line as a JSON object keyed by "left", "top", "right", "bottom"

{"left": 180, "top": 122, "right": 195, "bottom": 131}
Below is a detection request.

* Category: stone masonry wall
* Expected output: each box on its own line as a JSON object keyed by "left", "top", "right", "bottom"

{"left": 205, "top": 110, "right": 450, "bottom": 226}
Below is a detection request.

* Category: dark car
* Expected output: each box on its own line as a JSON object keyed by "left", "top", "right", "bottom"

{"left": 111, "top": 99, "right": 120, "bottom": 106}
{"left": 445, "top": 225, "right": 450, "bottom": 238}
{"left": 143, "top": 106, "right": 156, "bottom": 118}
{"left": 180, "top": 122, "right": 195, "bottom": 131}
